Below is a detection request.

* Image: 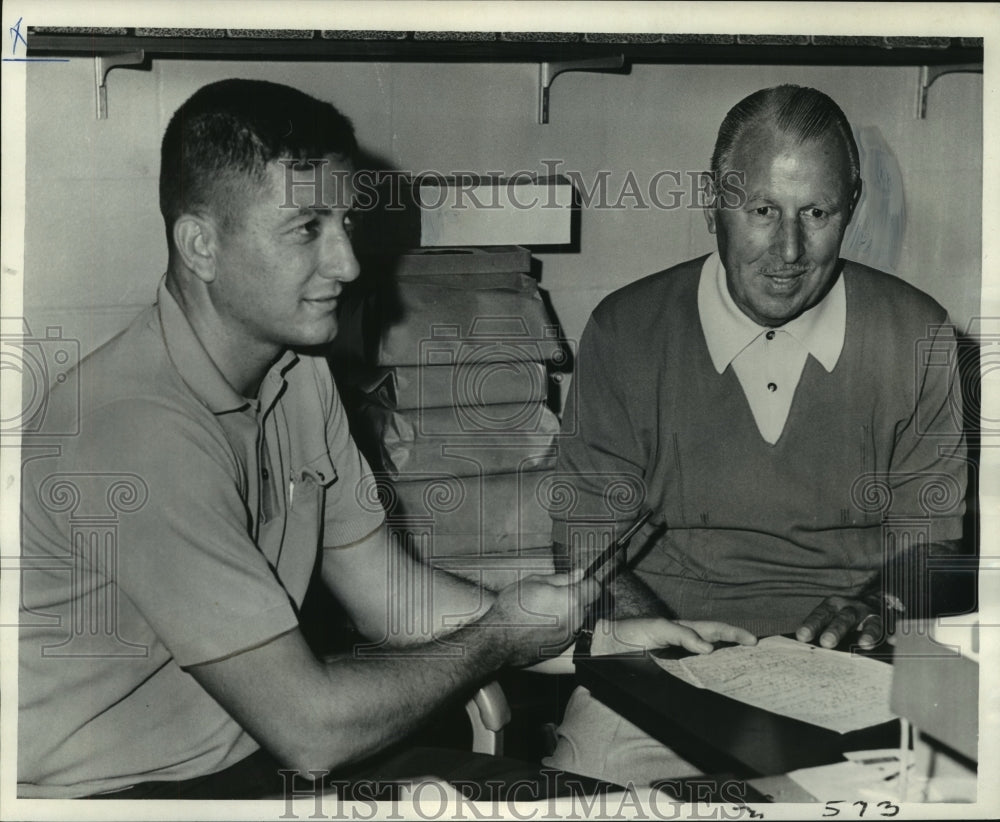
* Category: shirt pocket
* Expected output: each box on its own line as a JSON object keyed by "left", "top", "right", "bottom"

{"left": 269, "top": 453, "right": 339, "bottom": 601}
{"left": 290, "top": 453, "right": 338, "bottom": 520}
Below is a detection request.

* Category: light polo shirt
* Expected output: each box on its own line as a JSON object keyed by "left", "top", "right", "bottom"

{"left": 19, "top": 276, "right": 384, "bottom": 798}
{"left": 697, "top": 252, "right": 846, "bottom": 444}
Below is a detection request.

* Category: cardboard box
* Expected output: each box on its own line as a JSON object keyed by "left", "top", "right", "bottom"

{"left": 355, "top": 400, "right": 559, "bottom": 479}
{"left": 365, "top": 246, "right": 532, "bottom": 278}
{"left": 381, "top": 469, "right": 555, "bottom": 555}
{"left": 361, "top": 361, "right": 549, "bottom": 410}
{"left": 355, "top": 176, "right": 573, "bottom": 248}
{"left": 417, "top": 176, "right": 573, "bottom": 246}
{"left": 333, "top": 272, "right": 565, "bottom": 367}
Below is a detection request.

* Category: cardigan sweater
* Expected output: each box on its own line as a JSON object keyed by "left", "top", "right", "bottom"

{"left": 552, "top": 256, "right": 966, "bottom": 636}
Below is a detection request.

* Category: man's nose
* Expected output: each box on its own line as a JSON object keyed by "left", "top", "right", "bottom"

{"left": 320, "top": 230, "right": 361, "bottom": 283}
{"left": 775, "top": 216, "right": 804, "bottom": 264}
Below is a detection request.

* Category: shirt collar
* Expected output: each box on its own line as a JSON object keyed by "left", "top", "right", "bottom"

{"left": 698, "top": 252, "right": 846, "bottom": 374}
{"left": 157, "top": 276, "right": 299, "bottom": 415}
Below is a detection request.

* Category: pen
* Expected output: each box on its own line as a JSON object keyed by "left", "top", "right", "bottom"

{"left": 582, "top": 509, "right": 654, "bottom": 580}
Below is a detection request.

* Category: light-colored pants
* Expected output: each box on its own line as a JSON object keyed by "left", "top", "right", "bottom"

{"left": 543, "top": 686, "right": 704, "bottom": 789}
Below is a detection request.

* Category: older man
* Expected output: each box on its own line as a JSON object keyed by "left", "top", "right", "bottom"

{"left": 545, "top": 85, "right": 968, "bottom": 786}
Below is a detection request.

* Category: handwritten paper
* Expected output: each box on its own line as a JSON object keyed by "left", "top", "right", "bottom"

{"left": 652, "top": 635, "right": 896, "bottom": 733}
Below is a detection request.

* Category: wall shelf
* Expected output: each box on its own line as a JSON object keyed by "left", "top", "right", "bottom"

{"left": 916, "top": 62, "right": 983, "bottom": 118}
{"left": 27, "top": 29, "right": 984, "bottom": 122}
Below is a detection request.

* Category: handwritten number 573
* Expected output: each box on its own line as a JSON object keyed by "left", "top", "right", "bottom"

{"left": 823, "top": 800, "right": 900, "bottom": 817}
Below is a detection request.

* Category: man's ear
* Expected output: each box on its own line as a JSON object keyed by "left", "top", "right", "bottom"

{"left": 173, "top": 214, "right": 218, "bottom": 284}
{"left": 702, "top": 172, "right": 719, "bottom": 235}
{"left": 847, "top": 179, "right": 862, "bottom": 223}
{"left": 704, "top": 207, "right": 718, "bottom": 236}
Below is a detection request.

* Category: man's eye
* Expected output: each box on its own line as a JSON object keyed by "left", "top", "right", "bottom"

{"left": 805, "top": 208, "right": 827, "bottom": 220}
{"left": 750, "top": 206, "right": 775, "bottom": 218}
{"left": 294, "top": 220, "right": 320, "bottom": 237}
{"left": 343, "top": 212, "right": 357, "bottom": 234}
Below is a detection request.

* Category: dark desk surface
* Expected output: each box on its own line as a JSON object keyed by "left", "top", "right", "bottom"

{"left": 575, "top": 649, "right": 899, "bottom": 779}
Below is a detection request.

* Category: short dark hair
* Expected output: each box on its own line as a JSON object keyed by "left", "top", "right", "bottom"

{"left": 159, "top": 79, "right": 357, "bottom": 236}
{"left": 710, "top": 84, "right": 860, "bottom": 188}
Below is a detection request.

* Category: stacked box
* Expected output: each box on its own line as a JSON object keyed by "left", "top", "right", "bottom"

{"left": 350, "top": 177, "right": 573, "bottom": 249}
{"left": 333, "top": 272, "right": 564, "bottom": 367}
{"left": 379, "top": 470, "right": 556, "bottom": 556}
{"left": 354, "top": 400, "right": 559, "bottom": 479}
{"left": 333, "top": 247, "right": 564, "bottom": 563}
{"left": 364, "top": 361, "right": 549, "bottom": 410}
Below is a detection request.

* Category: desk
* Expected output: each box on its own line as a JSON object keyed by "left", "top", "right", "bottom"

{"left": 575, "top": 649, "right": 899, "bottom": 780}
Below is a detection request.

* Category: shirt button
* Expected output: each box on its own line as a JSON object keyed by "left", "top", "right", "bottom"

{"left": 262, "top": 467, "right": 270, "bottom": 480}
{"left": 767, "top": 382, "right": 777, "bottom": 392}
{"left": 765, "top": 330, "right": 776, "bottom": 341}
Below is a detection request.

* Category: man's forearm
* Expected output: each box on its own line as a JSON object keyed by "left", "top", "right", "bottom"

{"left": 606, "top": 568, "right": 673, "bottom": 619}
{"left": 312, "top": 622, "right": 508, "bottom": 769}
{"left": 381, "top": 564, "right": 497, "bottom": 647}
{"left": 551, "top": 538, "right": 671, "bottom": 620}
{"left": 191, "top": 621, "right": 511, "bottom": 777}
{"left": 864, "top": 538, "right": 967, "bottom": 618}
{"left": 321, "top": 526, "right": 496, "bottom": 647}
{"left": 192, "top": 569, "right": 590, "bottom": 777}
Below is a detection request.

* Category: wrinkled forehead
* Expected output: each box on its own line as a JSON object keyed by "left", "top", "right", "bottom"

{"left": 265, "top": 154, "right": 357, "bottom": 211}
{"left": 733, "top": 124, "right": 853, "bottom": 179}
{"left": 728, "top": 125, "right": 855, "bottom": 200}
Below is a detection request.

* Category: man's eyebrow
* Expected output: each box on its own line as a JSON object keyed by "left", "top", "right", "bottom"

{"left": 283, "top": 205, "right": 334, "bottom": 220}
{"left": 294, "top": 201, "right": 357, "bottom": 216}
{"left": 742, "top": 192, "right": 843, "bottom": 208}
{"left": 802, "top": 195, "right": 844, "bottom": 210}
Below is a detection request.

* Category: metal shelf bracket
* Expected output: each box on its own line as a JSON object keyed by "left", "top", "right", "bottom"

{"left": 916, "top": 63, "right": 981, "bottom": 119}
{"left": 538, "top": 54, "right": 625, "bottom": 124}
{"left": 94, "top": 50, "right": 146, "bottom": 119}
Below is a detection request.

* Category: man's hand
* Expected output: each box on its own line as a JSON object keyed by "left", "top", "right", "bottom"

{"left": 590, "top": 617, "right": 757, "bottom": 656}
{"left": 488, "top": 571, "right": 599, "bottom": 668}
{"left": 796, "top": 596, "right": 881, "bottom": 650}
